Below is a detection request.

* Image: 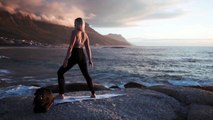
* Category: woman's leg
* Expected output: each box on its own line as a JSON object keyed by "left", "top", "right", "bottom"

{"left": 78, "top": 58, "right": 95, "bottom": 95}
{"left": 57, "top": 58, "right": 77, "bottom": 94}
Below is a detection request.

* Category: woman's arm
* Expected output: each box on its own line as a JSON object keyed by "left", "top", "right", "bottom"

{"left": 85, "top": 34, "right": 93, "bottom": 67}
{"left": 63, "top": 30, "right": 76, "bottom": 67}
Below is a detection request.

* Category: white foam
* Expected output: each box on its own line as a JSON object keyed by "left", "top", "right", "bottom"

{"left": 0, "top": 55, "right": 9, "bottom": 59}
{"left": 0, "top": 69, "right": 11, "bottom": 77}
{"left": 0, "top": 69, "right": 10, "bottom": 74}
{"left": 139, "top": 81, "right": 165, "bottom": 87}
{"left": 199, "top": 81, "right": 213, "bottom": 87}
{"left": 54, "top": 94, "right": 124, "bottom": 105}
{"left": 0, "top": 85, "right": 40, "bottom": 99}
{"left": 23, "top": 76, "right": 35, "bottom": 79}
{"left": 168, "top": 80, "right": 200, "bottom": 86}
{"left": 0, "top": 78, "right": 11, "bottom": 81}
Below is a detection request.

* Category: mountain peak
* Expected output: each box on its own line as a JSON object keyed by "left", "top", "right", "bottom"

{"left": 105, "top": 33, "right": 129, "bottom": 43}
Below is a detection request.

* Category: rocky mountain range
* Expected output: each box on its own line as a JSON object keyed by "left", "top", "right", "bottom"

{"left": 0, "top": 9, "right": 130, "bottom": 46}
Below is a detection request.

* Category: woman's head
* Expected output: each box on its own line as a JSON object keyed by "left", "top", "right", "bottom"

{"left": 74, "top": 17, "right": 85, "bottom": 31}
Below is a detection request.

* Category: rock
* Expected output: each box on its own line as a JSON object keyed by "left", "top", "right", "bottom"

{"left": 192, "top": 86, "right": 213, "bottom": 92}
{"left": 124, "top": 82, "right": 145, "bottom": 88}
{"left": 109, "top": 85, "right": 120, "bottom": 89}
{"left": 0, "top": 88, "right": 182, "bottom": 120}
{"left": 187, "top": 104, "right": 213, "bottom": 120}
{"left": 45, "top": 83, "right": 109, "bottom": 93}
{"left": 0, "top": 80, "right": 10, "bottom": 88}
{"left": 114, "top": 88, "right": 182, "bottom": 120}
{"left": 149, "top": 85, "right": 213, "bottom": 106}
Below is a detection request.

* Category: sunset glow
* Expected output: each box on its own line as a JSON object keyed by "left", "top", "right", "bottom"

{"left": 1, "top": 0, "right": 212, "bottom": 46}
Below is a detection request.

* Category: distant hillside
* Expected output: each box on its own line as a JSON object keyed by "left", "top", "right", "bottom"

{"left": 105, "top": 34, "right": 129, "bottom": 43}
{"left": 0, "top": 10, "right": 130, "bottom": 46}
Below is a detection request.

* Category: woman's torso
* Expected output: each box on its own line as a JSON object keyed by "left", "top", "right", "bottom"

{"left": 73, "top": 30, "right": 87, "bottom": 48}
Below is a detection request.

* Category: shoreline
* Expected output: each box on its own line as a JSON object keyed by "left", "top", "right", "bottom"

{"left": 1, "top": 82, "right": 213, "bottom": 100}
{"left": 1, "top": 83, "right": 213, "bottom": 120}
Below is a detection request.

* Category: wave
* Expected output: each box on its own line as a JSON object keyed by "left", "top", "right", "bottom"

{"left": 167, "top": 80, "right": 200, "bottom": 86}
{"left": 167, "top": 79, "right": 213, "bottom": 87}
{"left": 181, "top": 58, "right": 201, "bottom": 63}
{"left": 0, "top": 85, "right": 40, "bottom": 99}
{"left": 0, "top": 69, "right": 11, "bottom": 76}
{"left": 0, "top": 69, "right": 10, "bottom": 74}
{"left": 0, "top": 55, "right": 10, "bottom": 59}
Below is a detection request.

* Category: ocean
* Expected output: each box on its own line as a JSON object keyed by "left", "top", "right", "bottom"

{"left": 0, "top": 46, "right": 213, "bottom": 99}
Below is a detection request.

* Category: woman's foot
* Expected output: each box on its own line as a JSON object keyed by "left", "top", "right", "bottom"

{"left": 91, "top": 94, "right": 96, "bottom": 98}
{"left": 55, "top": 94, "right": 65, "bottom": 99}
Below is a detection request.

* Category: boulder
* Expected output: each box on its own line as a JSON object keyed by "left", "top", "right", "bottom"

{"left": 0, "top": 80, "right": 9, "bottom": 88}
{"left": 187, "top": 104, "right": 213, "bottom": 120}
{"left": 0, "top": 88, "right": 182, "bottom": 120}
{"left": 149, "top": 85, "right": 213, "bottom": 106}
{"left": 124, "top": 82, "right": 145, "bottom": 88}
{"left": 109, "top": 85, "right": 120, "bottom": 89}
{"left": 192, "top": 86, "right": 213, "bottom": 92}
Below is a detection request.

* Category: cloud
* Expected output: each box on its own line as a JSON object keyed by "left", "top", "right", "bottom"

{"left": 0, "top": 0, "right": 186, "bottom": 27}
{"left": 0, "top": 0, "right": 87, "bottom": 26}
{"left": 83, "top": 0, "right": 186, "bottom": 27}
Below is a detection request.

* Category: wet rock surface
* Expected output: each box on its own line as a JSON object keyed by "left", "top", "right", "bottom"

{"left": 1, "top": 83, "right": 213, "bottom": 120}
{"left": 0, "top": 88, "right": 181, "bottom": 120}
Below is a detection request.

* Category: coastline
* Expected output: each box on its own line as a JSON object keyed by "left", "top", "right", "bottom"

{"left": 1, "top": 82, "right": 213, "bottom": 120}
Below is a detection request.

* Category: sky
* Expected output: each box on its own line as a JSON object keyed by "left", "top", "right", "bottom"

{"left": 0, "top": 0, "right": 213, "bottom": 46}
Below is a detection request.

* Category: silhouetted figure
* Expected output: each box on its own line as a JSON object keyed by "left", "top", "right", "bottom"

{"left": 57, "top": 17, "right": 96, "bottom": 99}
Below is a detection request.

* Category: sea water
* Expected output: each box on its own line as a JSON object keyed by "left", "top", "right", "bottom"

{"left": 0, "top": 46, "right": 213, "bottom": 98}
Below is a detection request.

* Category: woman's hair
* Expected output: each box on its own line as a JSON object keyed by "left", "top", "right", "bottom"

{"left": 74, "top": 17, "right": 85, "bottom": 31}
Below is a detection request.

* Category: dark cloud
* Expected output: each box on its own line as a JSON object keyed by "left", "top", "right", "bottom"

{"left": 0, "top": 0, "right": 185, "bottom": 27}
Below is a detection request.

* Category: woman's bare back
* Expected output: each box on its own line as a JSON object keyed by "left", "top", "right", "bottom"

{"left": 73, "top": 30, "right": 88, "bottom": 48}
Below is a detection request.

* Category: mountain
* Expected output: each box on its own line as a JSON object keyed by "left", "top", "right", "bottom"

{"left": 0, "top": 10, "right": 130, "bottom": 46}
{"left": 105, "top": 34, "right": 129, "bottom": 43}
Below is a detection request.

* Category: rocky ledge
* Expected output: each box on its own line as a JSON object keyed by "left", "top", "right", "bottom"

{"left": 0, "top": 82, "right": 213, "bottom": 120}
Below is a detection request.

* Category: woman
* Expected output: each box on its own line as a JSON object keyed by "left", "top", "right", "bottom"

{"left": 57, "top": 17, "right": 96, "bottom": 99}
